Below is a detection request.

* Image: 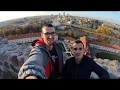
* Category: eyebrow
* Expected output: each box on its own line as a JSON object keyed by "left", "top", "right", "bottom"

{"left": 42, "top": 31, "right": 56, "bottom": 34}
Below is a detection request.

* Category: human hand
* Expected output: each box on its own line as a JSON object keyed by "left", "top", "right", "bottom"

{"left": 25, "top": 76, "right": 37, "bottom": 79}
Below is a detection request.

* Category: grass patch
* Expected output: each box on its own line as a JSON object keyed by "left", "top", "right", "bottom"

{"left": 96, "top": 52, "right": 120, "bottom": 62}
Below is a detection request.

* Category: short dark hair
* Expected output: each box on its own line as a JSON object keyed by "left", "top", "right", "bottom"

{"left": 41, "top": 24, "right": 54, "bottom": 32}
{"left": 42, "top": 23, "right": 54, "bottom": 27}
{"left": 72, "top": 40, "right": 84, "bottom": 48}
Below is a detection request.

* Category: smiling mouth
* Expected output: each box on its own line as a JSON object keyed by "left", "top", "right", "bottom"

{"left": 75, "top": 54, "right": 80, "bottom": 56}
{"left": 48, "top": 39, "right": 54, "bottom": 41}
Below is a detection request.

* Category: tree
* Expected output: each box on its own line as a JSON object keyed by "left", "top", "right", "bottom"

{"left": 73, "top": 31, "right": 78, "bottom": 38}
{"left": 95, "top": 25, "right": 111, "bottom": 35}
{"left": 22, "top": 26, "right": 29, "bottom": 34}
{"left": 16, "top": 28, "right": 21, "bottom": 35}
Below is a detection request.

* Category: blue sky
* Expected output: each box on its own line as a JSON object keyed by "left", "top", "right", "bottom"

{"left": 0, "top": 11, "right": 120, "bottom": 25}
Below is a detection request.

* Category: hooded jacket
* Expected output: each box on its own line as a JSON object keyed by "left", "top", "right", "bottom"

{"left": 18, "top": 38, "right": 64, "bottom": 79}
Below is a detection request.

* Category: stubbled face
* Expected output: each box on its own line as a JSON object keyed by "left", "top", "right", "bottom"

{"left": 72, "top": 43, "right": 85, "bottom": 60}
{"left": 41, "top": 26, "right": 56, "bottom": 46}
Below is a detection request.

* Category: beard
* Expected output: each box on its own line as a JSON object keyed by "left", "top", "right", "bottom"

{"left": 47, "top": 39, "right": 55, "bottom": 45}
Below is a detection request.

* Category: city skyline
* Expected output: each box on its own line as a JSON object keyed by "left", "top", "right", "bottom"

{"left": 0, "top": 11, "right": 120, "bottom": 25}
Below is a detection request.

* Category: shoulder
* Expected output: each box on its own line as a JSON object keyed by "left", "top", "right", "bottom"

{"left": 55, "top": 42, "right": 62, "bottom": 48}
{"left": 31, "top": 39, "right": 39, "bottom": 47}
{"left": 34, "top": 43, "right": 47, "bottom": 51}
{"left": 66, "top": 57, "right": 75, "bottom": 63}
{"left": 54, "top": 42, "right": 64, "bottom": 53}
{"left": 63, "top": 57, "right": 75, "bottom": 67}
{"left": 30, "top": 44, "right": 48, "bottom": 56}
{"left": 31, "top": 44, "right": 42, "bottom": 51}
{"left": 83, "top": 55, "right": 95, "bottom": 63}
{"left": 84, "top": 55, "right": 91, "bottom": 59}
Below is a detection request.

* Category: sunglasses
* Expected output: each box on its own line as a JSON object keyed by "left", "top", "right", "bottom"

{"left": 73, "top": 48, "right": 83, "bottom": 51}
{"left": 42, "top": 32, "right": 56, "bottom": 35}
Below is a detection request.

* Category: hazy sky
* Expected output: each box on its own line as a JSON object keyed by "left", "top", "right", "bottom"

{"left": 0, "top": 11, "right": 120, "bottom": 25}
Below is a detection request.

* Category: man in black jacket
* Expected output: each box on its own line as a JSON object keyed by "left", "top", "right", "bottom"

{"left": 62, "top": 40, "right": 110, "bottom": 79}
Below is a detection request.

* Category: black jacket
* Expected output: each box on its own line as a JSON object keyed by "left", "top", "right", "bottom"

{"left": 62, "top": 55, "right": 110, "bottom": 79}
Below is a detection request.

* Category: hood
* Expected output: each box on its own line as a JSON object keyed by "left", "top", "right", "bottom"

{"left": 35, "top": 38, "right": 55, "bottom": 46}
{"left": 35, "top": 38, "right": 45, "bottom": 45}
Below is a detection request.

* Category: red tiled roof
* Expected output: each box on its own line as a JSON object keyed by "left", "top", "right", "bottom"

{"left": 80, "top": 36, "right": 87, "bottom": 48}
{"left": 6, "top": 33, "right": 40, "bottom": 40}
{"left": 89, "top": 40, "right": 120, "bottom": 50}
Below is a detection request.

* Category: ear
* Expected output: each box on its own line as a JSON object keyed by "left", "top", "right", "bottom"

{"left": 83, "top": 48, "right": 87, "bottom": 55}
{"left": 41, "top": 33, "right": 43, "bottom": 38}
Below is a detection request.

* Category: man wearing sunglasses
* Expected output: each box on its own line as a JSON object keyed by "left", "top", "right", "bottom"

{"left": 18, "top": 24, "right": 64, "bottom": 79}
{"left": 62, "top": 40, "right": 110, "bottom": 79}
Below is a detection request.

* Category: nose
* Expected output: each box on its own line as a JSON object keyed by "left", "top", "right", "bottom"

{"left": 48, "top": 34, "right": 54, "bottom": 38}
{"left": 76, "top": 49, "right": 81, "bottom": 53}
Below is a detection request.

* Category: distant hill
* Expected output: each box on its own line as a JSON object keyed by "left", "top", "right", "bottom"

{"left": 0, "top": 20, "right": 13, "bottom": 27}
{"left": 0, "top": 17, "right": 26, "bottom": 28}
{"left": 0, "top": 15, "right": 52, "bottom": 28}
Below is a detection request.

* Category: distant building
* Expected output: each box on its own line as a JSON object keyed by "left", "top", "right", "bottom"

{"left": 80, "top": 36, "right": 87, "bottom": 48}
{"left": 80, "top": 35, "right": 92, "bottom": 57}
{"left": 89, "top": 40, "right": 120, "bottom": 54}
{"left": 63, "top": 12, "right": 65, "bottom": 17}
{"left": 64, "top": 36, "right": 75, "bottom": 43}
{"left": 52, "top": 21, "right": 61, "bottom": 27}
{"left": 6, "top": 33, "right": 40, "bottom": 44}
